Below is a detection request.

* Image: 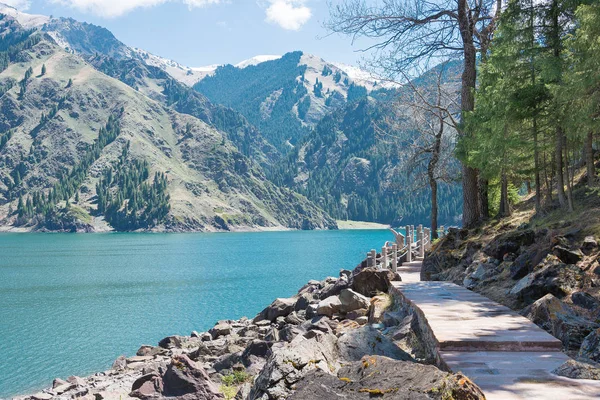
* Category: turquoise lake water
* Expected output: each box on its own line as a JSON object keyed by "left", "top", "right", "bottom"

{"left": 0, "top": 230, "right": 394, "bottom": 398}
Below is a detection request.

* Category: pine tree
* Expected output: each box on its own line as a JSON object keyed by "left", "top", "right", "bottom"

{"left": 41, "top": 63, "right": 46, "bottom": 76}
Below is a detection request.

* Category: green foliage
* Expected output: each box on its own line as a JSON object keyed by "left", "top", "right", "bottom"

{"left": 347, "top": 83, "right": 368, "bottom": 102}
{"left": 322, "top": 65, "right": 333, "bottom": 76}
{"left": 41, "top": 63, "right": 46, "bottom": 76}
{"left": 313, "top": 78, "right": 323, "bottom": 97}
{"left": 297, "top": 96, "right": 311, "bottom": 121}
{"left": 271, "top": 99, "right": 462, "bottom": 226}
{"left": 96, "top": 143, "right": 170, "bottom": 230}
{"left": 562, "top": 3, "right": 600, "bottom": 136}
{"left": 16, "top": 113, "right": 122, "bottom": 224}
{"left": 0, "top": 17, "right": 41, "bottom": 74}
{"left": 194, "top": 51, "right": 313, "bottom": 151}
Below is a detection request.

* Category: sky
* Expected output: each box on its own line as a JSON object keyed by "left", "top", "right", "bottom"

{"left": 2, "top": 0, "right": 377, "bottom": 68}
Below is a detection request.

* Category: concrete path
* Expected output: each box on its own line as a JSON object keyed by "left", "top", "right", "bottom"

{"left": 392, "top": 260, "right": 600, "bottom": 400}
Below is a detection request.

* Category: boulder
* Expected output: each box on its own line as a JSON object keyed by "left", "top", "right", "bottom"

{"left": 351, "top": 268, "right": 398, "bottom": 297}
{"left": 319, "top": 275, "right": 350, "bottom": 299}
{"left": 553, "top": 359, "right": 600, "bottom": 380}
{"left": 483, "top": 229, "right": 535, "bottom": 260}
{"left": 337, "top": 326, "right": 412, "bottom": 362}
{"left": 522, "top": 294, "right": 598, "bottom": 350}
{"left": 294, "top": 293, "right": 314, "bottom": 312}
{"left": 130, "top": 372, "right": 163, "bottom": 399}
{"left": 510, "top": 251, "right": 535, "bottom": 280}
{"left": 346, "top": 308, "right": 368, "bottom": 320}
{"left": 255, "top": 297, "right": 297, "bottom": 322}
{"left": 289, "top": 355, "right": 485, "bottom": 400}
{"left": 162, "top": 355, "right": 224, "bottom": 399}
{"left": 582, "top": 236, "right": 598, "bottom": 255}
{"left": 338, "top": 289, "right": 370, "bottom": 313}
{"left": 368, "top": 294, "right": 391, "bottom": 324}
{"left": 248, "top": 334, "right": 340, "bottom": 399}
{"left": 579, "top": 329, "right": 600, "bottom": 363}
{"left": 463, "top": 262, "right": 496, "bottom": 289}
{"left": 316, "top": 296, "right": 342, "bottom": 317}
{"left": 509, "top": 255, "right": 586, "bottom": 304}
{"left": 112, "top": 355, "right": 127, "bottom": 370}
{"left": 553, "top": 245, "right": 584, "bottom": 264}
{"left": 209, "top": 322, "right": 232, "bottom": 339}
{"left": 571, "top": 291, "right": 600, "bottom": 310}
{"left": 158, "top": 336, "right": 183, "bottom": 349}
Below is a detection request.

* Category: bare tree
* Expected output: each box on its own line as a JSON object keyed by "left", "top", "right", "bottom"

{"left": 327, "top": 0, "right": 503, "bottom": 228}
{"left": 377, "top": 62, "right": 460, "bottom": 238}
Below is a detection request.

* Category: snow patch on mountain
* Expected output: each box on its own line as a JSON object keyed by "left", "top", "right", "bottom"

{"left": 235, "top": 55, "right": 282, "bottom": 69}
{"left": 0, "top": 3, "right": 49, "bottom": 28}
{"left": 332, "top": 62, "right": 399, "bottom": 89}
{"left": 133, "top": 48, "right": 215, "bottom": 86}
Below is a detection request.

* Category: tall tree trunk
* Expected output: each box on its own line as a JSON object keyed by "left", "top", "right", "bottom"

{"left": 586, "top": 131, "right": 595, "bottom": 186}
{"left": 430, "top": 176, "right": 438, "bottom": 240}
{"left": 564, "top": 135, "right": 574, "bottom": 211}
{"left": 533, "top": 116, "right": 541, "bottom": 215}
{"left": 556, "top": 127, "right": 567, "bottom": 207}
{"left": 479, "top": 177, "right": 489, "bottom": 220}
{"left": 458, "top": 0, "right": 481, "bottom": 228}
{"left": 497, "top": 172, "right": 511, "bottom": 218}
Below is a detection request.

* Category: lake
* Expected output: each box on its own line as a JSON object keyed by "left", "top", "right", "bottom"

{"left": 0, "top": 230, "right": 393, "bottom": 398}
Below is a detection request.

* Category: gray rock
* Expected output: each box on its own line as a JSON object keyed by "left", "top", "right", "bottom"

{"left": 579, "top": 329, "right": 600, "bottom": 363}
{"left": 319, "top": 275, "right": 350, "bottom": 299}
{"left": 255, "top": 297, "right": 297, "bottom": 322}
{"left": 510, "top": 255, "right": 586, "bottom": 304}
{"left": 112, "top": 355, "right": 127, "bottom": 370}
{"left": 289, "top": 355, "right": 485, "bottom": 400}
{"left": 553, "top": 245, "right": 584, "bottom": 264}
{"left": 571, "top": 291, "right": 600, "bottom": 310}
{"left": 316, "top": 295, "right": 342, "bottom": 317}
{"left": 338, "top": 289, "right": 370, "bottom": 313}
{"left": 248, "top": 334, "right": 340, "bottom": 399}
{"left": 337, "top": 326, "right": 412, "bottom": 362}
{"left": 352, "top": 267, "right": 399, "bottom": 297}
{"left": 162, "top": 355, "right": 224, "bottom": 399}
{"left": 483, "top": 229, "right": 535, "bottom": 260}
{"left": 158, "top": 336, "right": 183, "bottom": 349}
{"left": 522, "top": 294, "right": 598, "bottom": 350}
{"left": 553, "top": 359, "right": 600, "bottom": 380}
{"left": 346, "top": 308, "right": 368, "bottom": 320}
{"left": 130, "top": 372, "right": 163, "bottom": 399}
{"left": 209, "top": 322, "right": 232, "bottom": 339}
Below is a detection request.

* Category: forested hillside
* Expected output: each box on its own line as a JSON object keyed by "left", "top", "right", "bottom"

{"left": 271, "top": 94, "right": 462, "bottom": 227}
{"left": 0, "top": 12, "right": 336, "bottom": 232}
{"left": 194, "top": 51, "right": 371, "bottom": 152}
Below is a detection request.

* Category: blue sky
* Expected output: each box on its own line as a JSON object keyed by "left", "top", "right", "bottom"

{"left": 8, "top": 0, "right": 375, "bottom": 67}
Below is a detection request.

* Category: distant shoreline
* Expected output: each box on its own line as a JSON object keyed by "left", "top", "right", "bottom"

{"left": 336, "top": 220, "right": 391, "bottom": 230}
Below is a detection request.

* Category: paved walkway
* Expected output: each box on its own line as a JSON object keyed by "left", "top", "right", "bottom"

{"left": 392, "top": 260, "right": 600, "bottom": 400}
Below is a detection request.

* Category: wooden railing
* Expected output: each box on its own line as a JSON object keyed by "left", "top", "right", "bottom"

{"left": 366, "top": 225, "right": 446, "bottom": 272}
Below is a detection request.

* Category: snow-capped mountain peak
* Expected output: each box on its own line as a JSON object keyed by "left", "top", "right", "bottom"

{"left": 0, "top": 3, "right": 50, "bottom": 28}
{"left": 234, "top": 55, "right": 282, "bottom": 69}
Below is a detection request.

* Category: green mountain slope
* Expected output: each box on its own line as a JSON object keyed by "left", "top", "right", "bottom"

{"left": 271, "top": 96, "right": 463, "bottom": 227}
{"left": 0, "top": 14, "right": 336, "bottom": 232}
{"left": 194, "top": 51, "right": 373, "bottom": 152}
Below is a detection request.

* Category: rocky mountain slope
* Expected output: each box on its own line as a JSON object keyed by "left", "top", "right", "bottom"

{"left": 194, "top": 51, "right": 384, "bottom": 152}
{"left": 422, "top": 170, "right": 600, "bottom": 368}
{"left": 0, "top": 10, "right": 336, "bottom": 232}
{"left": 269, "top": 62, "right": 464, "bottom": 227}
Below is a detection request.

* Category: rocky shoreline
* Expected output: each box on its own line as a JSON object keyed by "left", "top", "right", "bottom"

{"left": 13, "top": 261, "right": 485, "bottom": 400}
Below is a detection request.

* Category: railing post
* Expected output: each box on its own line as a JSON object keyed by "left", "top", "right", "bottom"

{"left": 391, "top": 243, "right": 398, "bottom": 272}
{"left": 418, "top": 224, "right": 424, "bottom": 259}
{"left": 424, "top": 227, "right": 431, "bottom": 251}
{"left": 370, "top": 249, "right": 377, "bottom": 268}
{"left": 381, "top": 245, "right": 388, "bottom": 269}
{"left": 406, "top": 226, "right": 412, "bottom": 263}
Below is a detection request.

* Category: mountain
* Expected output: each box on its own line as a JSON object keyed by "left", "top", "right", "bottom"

{"left": 0, "top": 7, "right": 336, "bottom": 232}
{"left": 270, "top": 95, "right": 463, "bottom": 227}
{"left": 194, "top": 51, "right": 383, "bottom": 152}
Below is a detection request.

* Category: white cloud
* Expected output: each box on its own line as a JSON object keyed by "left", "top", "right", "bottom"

{"left": 1, "top": 0, "right": 31, "bottom": 10}
{"left": 49, "top": 0, "right": 223, "bottom": 18}
{"left": 264, "top": 0, "right": 311, "bottom": 31}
